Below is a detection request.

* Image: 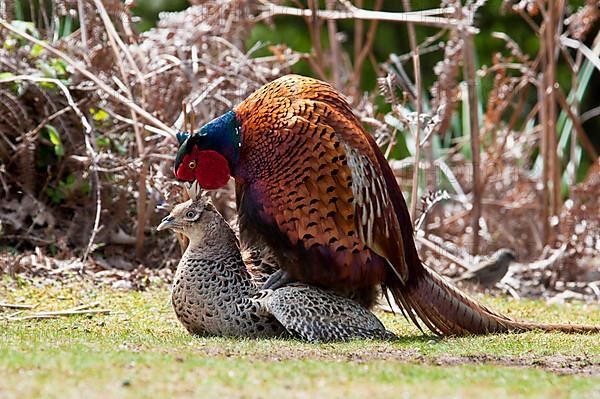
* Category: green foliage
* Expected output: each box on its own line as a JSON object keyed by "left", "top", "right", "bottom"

{"left": 90, "top": 108, "right": 110, "bottom": 123}
{"left": 46, "top": 174, "right": 76, "bottom": 204}
{"left": 3, "top": 21, "right": 39, "bottom": 49}
{"left": 45, "top": 125, "right": 64, "bottom": 158}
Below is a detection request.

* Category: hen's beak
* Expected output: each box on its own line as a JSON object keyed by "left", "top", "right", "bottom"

{"left": 157, "top": 215, "right": 175, "bottom": 231}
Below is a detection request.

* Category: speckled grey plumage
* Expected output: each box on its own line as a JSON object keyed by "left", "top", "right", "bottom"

{"left": 171, "top": 248, "right": 284, "bottom": 338}
{"left": 158, "top": 195, "right": 394, "bottom": 342}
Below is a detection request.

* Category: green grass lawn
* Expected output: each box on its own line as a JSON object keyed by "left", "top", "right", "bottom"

{"left": 1, "top": 278, "right": 599, "bottom": 399}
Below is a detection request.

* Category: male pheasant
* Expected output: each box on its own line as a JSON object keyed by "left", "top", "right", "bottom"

{"left": 173, "top": 75, "right": 599, "bottom": 336}
{"left": 157, "top": 191, "right": 394, "bottom": 342}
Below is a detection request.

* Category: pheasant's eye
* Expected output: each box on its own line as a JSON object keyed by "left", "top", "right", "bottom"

{"left": 188, "top": 160, "right": 197, "bottom": 169}
{"left": 185, "top": 211, "right": 196, "bottom": 219}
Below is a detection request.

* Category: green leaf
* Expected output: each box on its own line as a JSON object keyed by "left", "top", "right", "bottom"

{"left": 92, "top": 108, "right": 110, "bottom": 122}
{"left": 45, "top": 125, "right": 64, "bottom": 158}
{"left": 51, "top": 59, "right": 67, "bottom": 77}
{"left": 0, "top": 71, "right": 15, "bottom": 80}
{"left": 96, "top": 136, "right": 111, "bottom": 149}
{"left": 30, "top": 43, "right": 44, "bottom": 58}
{"left": 0, "top": 71, "right": 20, "bottom": 93}
{"left": 65, "top": 174, "right": 75, "bottom": 186}
{"left": 113, "top": 140, "right": 127, "bottom": 155}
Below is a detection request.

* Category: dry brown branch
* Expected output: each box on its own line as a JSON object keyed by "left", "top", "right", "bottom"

{"left": 546, "top": 0, "right": 561, "bottom": 217}
{"left": 93, "top": 0, "right": 146, "bottom": 98}
{"left": 3, "top": 301, "right": 110, "bottom": 320}
{"left": 174, "top": 77, "right": 226, "bottom": 130}
{"left": 402, "top": 0, "right": 423, "bottom": 222}
{"left": 353, "top": 0, "right": 364, "bottom": 75}
{"left": 326, "top": 0, "right": 341, "bottom": 88}
{"left": 0, "top": 302, "right": 34, "bottom": 309}
{"left": 8, "top": 309, "right": 111, "bottom": 321}
{"left": 416, "top": 235, "right": 471, "bottom": 270}
{"left": 462, "top": 32, "right": 482, "bottom": 254}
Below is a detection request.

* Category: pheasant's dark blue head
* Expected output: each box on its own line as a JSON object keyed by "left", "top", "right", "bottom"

{"left": 174, "top": 111, "right": 241, "bottom": 189}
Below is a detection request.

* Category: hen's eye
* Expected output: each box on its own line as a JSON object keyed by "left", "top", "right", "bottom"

{"left": 185, "top": 211, "right": 196, "bottom": 219}
{"left": 188, "top": 160, "right": 197, "bottom": 169}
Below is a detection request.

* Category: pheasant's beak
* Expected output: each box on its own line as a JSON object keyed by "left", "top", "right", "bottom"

{"left": 157, "top": 215, "right": 175, "bottom": 231}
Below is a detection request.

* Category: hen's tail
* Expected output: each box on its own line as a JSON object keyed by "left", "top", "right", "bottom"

{"left": 389, "top": 264, "right": 600, "bottom": 335}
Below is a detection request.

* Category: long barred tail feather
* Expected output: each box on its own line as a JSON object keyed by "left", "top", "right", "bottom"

{"left": 389, "top": 264, "right": 600, "bottom": 335}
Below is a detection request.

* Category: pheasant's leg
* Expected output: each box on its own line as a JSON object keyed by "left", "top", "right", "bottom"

{"left": 262, "top": 269, "right": 295, "bottom": 290}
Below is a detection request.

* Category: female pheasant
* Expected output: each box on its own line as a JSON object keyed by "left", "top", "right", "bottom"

{"left": 157, "top": 191, "right": 394, "bottom": 342}
{"left": 174, "top": 75, "right": 599, "bottom": 336}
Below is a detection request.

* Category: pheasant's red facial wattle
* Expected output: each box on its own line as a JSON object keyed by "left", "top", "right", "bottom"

{"left": 194, "top": 150, "right": 231, "bottom": 189}
{"left": 175, "top": 148, "right": 231, "bottom": 189}
{"left": 175, "top": 151, "right": 197, "bottom": 181}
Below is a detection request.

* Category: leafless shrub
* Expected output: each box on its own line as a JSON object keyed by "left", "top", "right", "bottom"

{"left": 0, "top": 0, "right": 299, "bottom": 269}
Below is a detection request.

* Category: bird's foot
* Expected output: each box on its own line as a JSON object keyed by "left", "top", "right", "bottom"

{"left": 262, "top": 269, "right": 294, "bottom": 290}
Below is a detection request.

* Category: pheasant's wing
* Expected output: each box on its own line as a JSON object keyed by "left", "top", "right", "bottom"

{"left": 240, "top": 98, "right": 409, "bottom": 284}
{"left": 263, "top": 285, "right": 394, "bottom": 342}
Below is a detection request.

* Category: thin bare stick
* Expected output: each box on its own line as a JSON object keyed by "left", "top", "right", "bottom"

{"left": 353, "top": 0, "right": 364, "bottom": 74}
{"left": 258, "top": 2, "right": 468, "bottom": 30}
{"left": 9, "top": 309, "right": 111, "bottom": 321}
{"left": 402, "top": 0, "right": 423, "bottom": 222}
{"left": 555, "top": 86, "right": 598, "bottom": 160}
{"left": 107, "top": 111, "right": 174, "bottom": 136}
{"left": 136, "top": 161, "right": 148, "bottom": 257}
{"left": 351, "top": 0, "right": 383, "bottom": 96}
{"left": 0, "top": 19, "right": 175, "bottom": 137}
{"left": 306, "top": 0, "right": 326, "bottom": 81}
{"left": 462, "top": 30, "right": 482, "bottom": 254}
{"left": 23, "top": 102, "right": 84, "bottom": 140}
{"left": 326, "top": 0, "right": 341, "bottom": 88}
{"left": 65, "top": 301, "right": 101, "bottom": 311}
{"left": 538, "top": 73, "right": 550, "bottom": 243}
{"left": 77, "top": 0, "right": 88, "bottom": 54}
{"left": 94, "top": 0, "right": 147, "bottom": 102}
{"left": 416, "top": 235, "right": 471, "bottom": 270}
{"left": 174, "top": 77, "right": 226, "bottom": 130}
{"left": 546, "top": 0, "right": 561, "bottom": 217}
{"left": 0, "top": 302, "right": 34, "bottom": 309}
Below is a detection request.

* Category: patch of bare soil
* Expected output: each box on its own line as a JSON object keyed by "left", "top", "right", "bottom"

{"left": 183, "top": 342, "right": 600, "bottom": 376}
{"left": 429, "top": 353, "right": 600, "bottom": 376}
